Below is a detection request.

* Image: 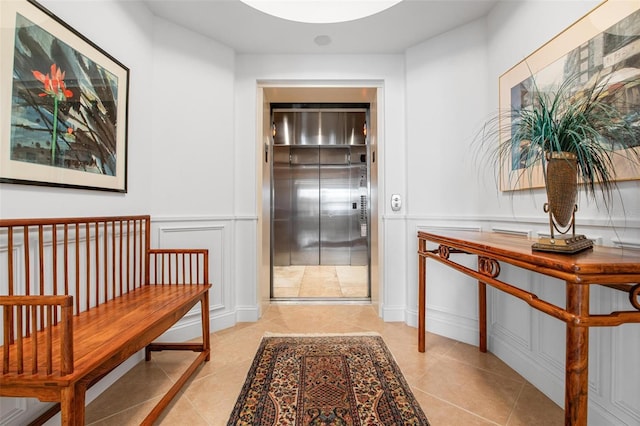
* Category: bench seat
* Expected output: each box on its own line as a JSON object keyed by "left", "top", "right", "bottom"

{"left": 0, "top": 215, "right": 212, "bottom": 425}
{"left": 2, "top": 284, "right": 210, "bottom": 392}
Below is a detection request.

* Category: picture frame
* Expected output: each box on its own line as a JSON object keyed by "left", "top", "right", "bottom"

{"left": 499, "top": 0, "right": 640, "bottom": 192}
{"left": 0, "top": 0, "right": 129, "bottom": 192}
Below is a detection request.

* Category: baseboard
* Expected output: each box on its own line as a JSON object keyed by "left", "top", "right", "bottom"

{"left": 490, "top": 334, "right": 637, "bottom": 425}
{"left": 235, "top": 305, "right": 260, "bottom": 322}
{"left": 489, "top": 333, "right": 564, "bottom": 406}
{"left": 588, "top": 401, "right": 637, "bottom": 426}
{"left": 405, "top": 306, "right": 479, "bottom": 346}
{"left": 381, "top": 304, "right": 406, "bottom": 322}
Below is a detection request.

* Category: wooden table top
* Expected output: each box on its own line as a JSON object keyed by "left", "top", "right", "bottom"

{"left": 418, "top": 230, "right": 640, "bottom": 277}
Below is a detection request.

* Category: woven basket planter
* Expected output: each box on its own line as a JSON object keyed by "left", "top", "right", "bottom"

{"left": 545, "top": 152, "right": 578, "bottom": 229}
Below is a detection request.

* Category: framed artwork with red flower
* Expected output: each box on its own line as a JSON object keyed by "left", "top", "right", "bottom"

{"left": 0, "top": 0, "right": 129, "bottom": 192}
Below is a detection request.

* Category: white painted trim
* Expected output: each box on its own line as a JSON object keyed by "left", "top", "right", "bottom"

{"left": 416, "top": 224, "right": 482, "bottom": 233}
{"left": 381, "top": 304, "right": 406, "bottom": 322}
{"left": 406, "top": 214, "right": 640, "bottom": 229}
{"left": 0, "top": 397, "right": 27, "bottom": 425}
{"left": 491, "top": 227, "right": 532, "bottom": 237}
{"left": 157, "top": 224, "right": 227, "bottom": 232}
{"left": 612, "top": 316, "right": 640, "bottom": 423}
{"left": 489, "top": 333, "right": 565, "bottom": 407}
{"left": 257, "top": 79, "right": 386, "bottom": 89}
{"left": 382, "top": 214, "right": 407, "bottom": 221}
{"left": 405, "top": 306, "right": 479, "bottom": 347}
{"left": 236, "top": 305, "right": 260, "bottom": 322}
{"left": 612, "top": 238, "right": 640, "bottom": 250}
{"left": 152, "top": 215, "right": 258, "bottom": 223}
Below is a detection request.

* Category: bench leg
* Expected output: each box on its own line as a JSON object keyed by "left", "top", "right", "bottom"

{"left": 144, "top": 293, "right": 211, "bottom": 361}
{"left": 60, "top": 384, "right": 86, "bottom": 426}
{"left": 201, "top": 291, "right": 211, "bottom": 361}
{"left": 139, "top": 292, "right": 211, "bottom": 424}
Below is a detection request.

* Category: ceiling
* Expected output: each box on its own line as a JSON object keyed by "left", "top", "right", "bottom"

{"left": 143, "top": 0, "right": 499, "bottom": 54}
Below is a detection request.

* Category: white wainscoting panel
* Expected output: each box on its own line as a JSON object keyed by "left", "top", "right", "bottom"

{"left": 408, "top": 224, "right": 483, "bottom": 345}
{"left": 232, "top": 219, "right": 260, "bottom": 322}
{"left": 489, "top": 265, "right": 533, "bottom": 353}
{"left": 0, "top": 397, "right": 28, "bottom": 426}
{"left": 612, "top": 293, "right": 640, "bottom": 424}
{"left": 153, "top": 219, "right": 235, "bottom": 338}
{"left": 156, "top": 223, "right": 226, "bottom": 309}
{"left": 535, "top": 275, "right": 566, "bottom": 375}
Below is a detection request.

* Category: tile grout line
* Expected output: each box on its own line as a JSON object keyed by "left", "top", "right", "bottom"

{"left": 153, "top": 355, "right": 214, "bottom": 425}
{"left": 415, "top": 389, "right": 503, "bottom": 426}
{"left": 85, "top": 305, "right": 563, "bottom": 425}
{"left": 442, "top": 342, "right": 528, "bottom": 383}
{"left": 504, "top": 381, "right": 527, "bottom": 426}
{"left": 88, "top": 359, "right": 176, "bottom": 424}
{"left": 273, "top": 265, "right": 368, "bottom": 298}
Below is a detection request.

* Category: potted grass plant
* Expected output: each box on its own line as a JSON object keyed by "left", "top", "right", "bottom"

{"left": 477, "top": 70, "right": 640, "bottom": 252}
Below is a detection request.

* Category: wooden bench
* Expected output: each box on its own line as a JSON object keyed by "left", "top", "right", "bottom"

{"left": 0, "top": 215, "right": 211, "bottom": 425}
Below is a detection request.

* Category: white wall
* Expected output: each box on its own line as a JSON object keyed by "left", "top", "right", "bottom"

{"left": 404, "top": 2, "right": 640, "bottom": 425}
{"left": 234, "top": 54, "right": 408, "bottom": 319}
{"left": 0, "top": 0, "right": 239, "bottom": 323}
{"left": 0, "top": 0, "right": 239, "bottom": 321}
{"left": 404, "top": 17, "right": 490, "bottom": 341}
{"left": 485, "top": 0, "right": 640, "bottom": 236}
{"left": 149, "top": 15, "right": 239, "bottom": 329}
{"left": 0, "top": 0, "right": 155, "bottom": 219}
{"left": 150, "top": 17, "right": 235, "bottom": 217}
{"left": 0, "top": 1, "right": 154, "bottom": 423}
{"left": 2, "top": 0, "right": 639, "bottom": 425}
{"left": 0, "top": 1, "right": 238, "bottom": 423}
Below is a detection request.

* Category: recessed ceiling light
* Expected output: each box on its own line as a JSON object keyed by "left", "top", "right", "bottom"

{"left": 314, "top": 35, "right": 332, "bottom": 46}
{"left": 239, "top": 0, "right": 403, "bottom": 24}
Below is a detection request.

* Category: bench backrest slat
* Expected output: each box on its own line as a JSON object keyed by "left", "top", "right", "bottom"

{"left": 0, "top": 216, "right": 151, "bottom": 316}
{"left": 1, "top": 215, "right": 151, "bottom": 376}
{"left": 2, "top": 295, "right": 73, "bottom": 375}
{"left": 1, "top": 215, "right": 210, "bottom": 379}
{"left": 147, "top": 249, "right": 209, "bottom": 285}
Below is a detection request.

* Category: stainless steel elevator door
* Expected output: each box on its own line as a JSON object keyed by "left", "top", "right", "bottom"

{"left": 290, "top": 148, "right": 320, "bottom": 265}
{"left": 349, "top": 145, "right": 368, "bottom": 266}
{"left": 319, "top": 148, "right": 350, "bottom": 265}
{"left": 272, "top": 147, "right": 291, "bottom": 266}
{"left": 272, "top": 145, "right": 368, "bottom": 267}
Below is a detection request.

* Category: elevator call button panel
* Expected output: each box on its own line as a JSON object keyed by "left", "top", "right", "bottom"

{"left": 391, "top": 194, "right": 402, "bottom": 211}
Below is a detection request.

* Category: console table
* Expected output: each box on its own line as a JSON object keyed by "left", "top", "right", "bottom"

{"left": 417, "top": 230, "right": 640, "bottom": 426}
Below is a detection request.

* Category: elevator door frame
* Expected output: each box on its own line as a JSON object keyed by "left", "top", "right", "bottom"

{"left": 270, "top": 151, "right": 371, "bottom": 299}
{"left": 269, "top": 109, "right": 371, "bottom": 300}
{"left": 256, "top": 84, "right": 382, "bottom": 311}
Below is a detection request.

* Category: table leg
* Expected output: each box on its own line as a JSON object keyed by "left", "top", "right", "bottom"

{"left": 418, "top": 239, "right": 426, "bottom": 353}
{"left": 478, "top": 280, "right": 487, "bottom": 353}
{"left": 565, "top": 282, "right": 589, "bottom": 426}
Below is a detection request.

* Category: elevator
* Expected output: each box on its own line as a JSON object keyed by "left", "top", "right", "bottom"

{"left": 270, "top": 105, "right": 370, "bottom": 299}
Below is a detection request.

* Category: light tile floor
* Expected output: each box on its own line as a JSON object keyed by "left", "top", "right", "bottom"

{"left": 85, "top": 304, "right": 564, "bottom": 425}
{"left": 272, "top": 265, "right": 368, "bottom": 298}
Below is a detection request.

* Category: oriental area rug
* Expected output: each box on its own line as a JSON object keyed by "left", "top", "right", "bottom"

{"left": 227, "top": 333, "right": 430, "bottom": 425}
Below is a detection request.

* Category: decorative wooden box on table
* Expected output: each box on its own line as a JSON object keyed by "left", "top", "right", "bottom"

{"left": 417, "top": 230, "right": 640, "bottom": 426}
{"left": 0, "top": 215, "right": 211, "bottom": 425}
